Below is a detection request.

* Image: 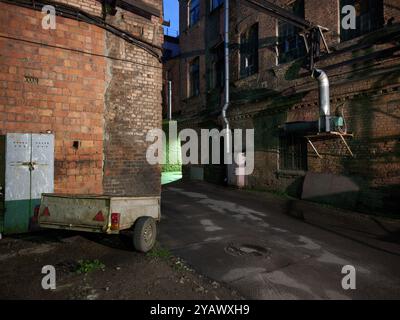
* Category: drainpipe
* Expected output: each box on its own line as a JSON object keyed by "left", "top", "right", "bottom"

{"left": 222, "top": 0, "right": 231, "bottom": 153}
{"left": 312, "top": 68, "right": 331, "bottom": 132}
{"left": 168, "top": 80, "right": 172, "bottom": 121}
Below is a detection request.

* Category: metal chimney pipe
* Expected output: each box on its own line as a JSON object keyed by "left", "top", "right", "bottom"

{"left": 168, "top": 80, "right": 172, "bottom": 120}
{"left": 312, "top": 68, "right": 331, "bottom": 132}
{"left": 222, "top": 0, "right": 231, "bottom": 153}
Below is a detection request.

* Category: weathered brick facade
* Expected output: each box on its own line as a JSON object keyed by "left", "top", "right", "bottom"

{"left": 103, "top": 6, "right": 163, "bottom": 196}
{"left": 175, "top": 0, "right": 400, "bottom": 215}
{"left": 0, "top": 0, "right": 163, "bottom": 196}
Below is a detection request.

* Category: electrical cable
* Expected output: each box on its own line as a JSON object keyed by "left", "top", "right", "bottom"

{"left": 0, "top": 34, "right": 163, "bottom": 69}
{"left": 0, "top": 0, "right": 162, "bottom": 61}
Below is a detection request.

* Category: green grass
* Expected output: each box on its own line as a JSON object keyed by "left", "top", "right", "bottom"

{"left": 146, "top": 243, "right": 172, "bottom": 260}
{"left": 75, "top": 259, "right": 105, "bottom": 274}
{"left": 147, "top": 243, "right": 193, "bottom": 273}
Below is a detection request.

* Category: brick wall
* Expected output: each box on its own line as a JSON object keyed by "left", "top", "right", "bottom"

{"left": 0, "top": 2, "right": 105, "bottom": 194}
{"left": 56, "top": 0, "right": 102, "bottom": 16}
{"left": 178, "top": 0, "right": 208, "bottom": 116}
{"left": 0, "top": 0, "right": 163, "bottom": 196}
{"left": 176, "top": 0, "right": 400, "bottom": 215}
{"left": 384, "top": 0, "right": 400, "bottom": 24}
{"left": 103, "top": 9, "right": 163, "bottom": 196}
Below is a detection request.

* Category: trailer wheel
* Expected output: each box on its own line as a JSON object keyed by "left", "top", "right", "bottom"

{"left": 133, "top": 217, "right": 157, "bottom": 253}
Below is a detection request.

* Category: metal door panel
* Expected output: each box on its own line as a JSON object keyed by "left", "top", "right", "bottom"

{"left": 31, "top": 134, "right": 54, "bottom": 199}
{"left": 5, "top": 133, "right": 31, "bottom": 201}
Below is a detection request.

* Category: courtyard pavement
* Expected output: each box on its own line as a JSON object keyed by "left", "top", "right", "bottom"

{"left": 159, "top": 180, "right": 400, "bottom": 299}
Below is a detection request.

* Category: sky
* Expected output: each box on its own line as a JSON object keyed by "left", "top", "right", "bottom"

{"left": 163, "top": 0, "right": 179, "bottom": 36}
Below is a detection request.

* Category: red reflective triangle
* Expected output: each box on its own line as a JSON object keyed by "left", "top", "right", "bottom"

{"left": 93, "top": 211, "right": 105, "bottom": 222}
{"left": 42, "top": 207, "right": 50, "bottom": 216}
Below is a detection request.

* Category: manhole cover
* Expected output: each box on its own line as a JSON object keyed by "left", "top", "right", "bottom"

{"left": 225, "top": 243, "right": 270, "bottom": 258}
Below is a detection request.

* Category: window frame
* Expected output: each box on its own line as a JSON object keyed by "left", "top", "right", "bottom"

{"left": 210, "top": 43, "right": 225, "bottom": 89}
{"left": 188, "top": 0, "right": 200, "bottom": 28}
{"left": 279, "top": 134, "right": 308, "bottom": 172}
{"left": 276, "top": 0, "right": 306, "bottom": 65}
{"left": 239, "top": 23, "right": 259, "bottom": 79}
{"left": 189, "top": 57, "right": 200, "bottom": 98}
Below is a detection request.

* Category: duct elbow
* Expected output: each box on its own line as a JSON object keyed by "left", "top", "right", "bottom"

{"left": 312, "top": 68, "right": 330, "bottom": 117}
{"left": 312, "top": 68, "right": 329, "bottom": 88}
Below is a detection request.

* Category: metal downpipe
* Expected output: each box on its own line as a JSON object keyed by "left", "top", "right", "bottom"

{"left": 168, "top": 80, "right": 172, "bottom": 121}
{"left": 222, "top": 0, "right": 230, "bottom": 153}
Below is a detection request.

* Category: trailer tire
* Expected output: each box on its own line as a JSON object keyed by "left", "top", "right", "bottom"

{"left": 133, "top": 217, "right": 157, "bottom": 253}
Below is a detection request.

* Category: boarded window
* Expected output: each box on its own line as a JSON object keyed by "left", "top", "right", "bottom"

{"left": 189, "top": 57, "right": 200, "bottom": 97}
{"left": 189, "top": 0, "right": 200, "bottom": 27}
{"left": 240, "top": 23, "right": 259, "bottom": 78}
{"left": 277, "top": 0, "right": 306, "bottom": 64}
{"left": 340, "top": 0, "right": 384, "bottom": 41}
{"left": 279, "top": 134, "right": 308, "bottom": 171}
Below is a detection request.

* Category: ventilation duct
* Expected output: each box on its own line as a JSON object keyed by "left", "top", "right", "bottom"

{"left": 312, "top": 68, "right": 331, "bottom": 132}
{"left": 282, "top": 68, "right": 336, "bottom": 135}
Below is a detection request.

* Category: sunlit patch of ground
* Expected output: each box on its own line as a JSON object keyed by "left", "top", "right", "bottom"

{"left": 161, "top": 171, "right": 182, "bottom": 185}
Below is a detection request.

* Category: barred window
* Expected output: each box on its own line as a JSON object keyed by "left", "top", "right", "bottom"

{"left": 279, "top": 134, "right": 308, "bottom": 171}
{"left": 277, "top": 0, "right": 306, "bottom": 64}
{"left": 340, "top": 0, "right": 384, "bottom": 41}
{"left": 240, "top": 23, "right": 259, "bottom": 78}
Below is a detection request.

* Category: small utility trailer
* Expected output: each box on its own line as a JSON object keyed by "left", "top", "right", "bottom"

{"left": 38, "top": 194, "right": 160, "bottom": 252}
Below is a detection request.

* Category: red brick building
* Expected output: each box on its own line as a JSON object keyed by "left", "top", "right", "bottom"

{"left": 0, "top": 0, "right": 163, "bottom": 196}
{"left": 173, "top": 0, "right": 400, "bottom": 215}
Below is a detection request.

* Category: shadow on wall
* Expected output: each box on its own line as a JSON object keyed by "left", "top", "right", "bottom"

{"left": 338, "top": 62, "right": 400, "bottom": 215}
{"left": 301, "top": 172, "right": 361, "bottom": 208}
{"left": 281, "top": 198, "right": 400, "bottom": 256}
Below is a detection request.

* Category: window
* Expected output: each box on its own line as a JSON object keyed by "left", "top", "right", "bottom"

{"left": 340, "top": 0, "right": 384, "bottom": 41}
{"left": 279, "top": 134, "right": 308, "bottom": 171}
{"left": 163, "top": 49, "right": 173, "bottom": 60}
{"left": 189, "top": 57, "right": 200, "bottom": 97}
{"left": 240, "top": 23, "right": 259, "bottom": 78}
{"left": 189, "top": 0, "right": 200, "bottom": 27}
{"left": 277, "top": 0, "right": 306, "bottom": 64}
{"left": 210, "top": 0, "right": 223, "bottom": 11}
{"left": 210, "top": 44, "right": 224, "bottom": 89}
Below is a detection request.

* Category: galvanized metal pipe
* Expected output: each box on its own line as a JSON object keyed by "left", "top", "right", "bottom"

{"left": 312, "top": 68, "right": 330, "bottom": 117}
{"left": 312, "top": 68, "right": 331, "bottom": 132}
{"left": 222, "top": 0, "right": 231, "bottom": 153}
{"left": 168, "top": 80, "right": 172, "bottom": 120}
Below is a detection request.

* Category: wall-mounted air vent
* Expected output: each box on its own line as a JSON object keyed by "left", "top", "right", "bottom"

{"left": 24, "top": 76, "right": 39, "bottom": 84}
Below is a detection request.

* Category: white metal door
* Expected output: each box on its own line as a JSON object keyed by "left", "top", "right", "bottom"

{"left": 5, "top": 133, "right": 31, "bottom": 202}
{"left": 31, "top": 134, "right": 54, "bottom": 199}
{"left": 4, "top": 133, "right": 54, "bottom": 233}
